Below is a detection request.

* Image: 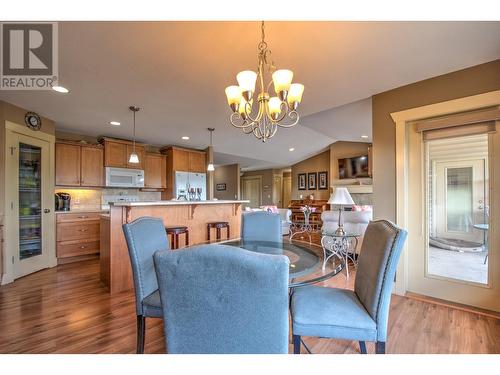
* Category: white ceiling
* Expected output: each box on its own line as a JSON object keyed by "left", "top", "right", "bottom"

{"left": 1, "top": 21, "right": 499, "bottom": 170}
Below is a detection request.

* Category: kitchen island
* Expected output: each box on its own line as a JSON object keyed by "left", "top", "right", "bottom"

{"left": 100, "top": 200, "right": 248, "bottom": 294}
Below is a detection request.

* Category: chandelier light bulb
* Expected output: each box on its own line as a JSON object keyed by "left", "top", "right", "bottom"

{"left": 287, "top": 83, "right": 304, "bottom": 110}
{"left": 225, "top": 86, "right": 242, "bottom": 112}
{"left": 236, "top": 70, "right": 257, "bottom": 100}
{"left": 268, "top": 97, "right": 282, "bottom": 120}
{"left": 272, "top": 69, "right": 293, "bottom": 100}
{"left": 207, "top": 163, "right": 215, "bottom": 172}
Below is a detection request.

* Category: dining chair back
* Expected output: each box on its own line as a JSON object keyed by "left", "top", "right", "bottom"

{"left": 354, "top": 220, "right": 407, "bottom": 343}
{"left": 122, "top": 216, "right": 170, "bottom": 353}
{"left": 241, "top": 211, "right": 282, "bottom": 242}
{"left": 153, "top": 244, "right": 290, "bottom": 354}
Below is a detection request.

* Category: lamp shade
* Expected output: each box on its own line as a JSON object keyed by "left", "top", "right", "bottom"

{"left": 328, "top": 187, "right": 355, "bottom": 205}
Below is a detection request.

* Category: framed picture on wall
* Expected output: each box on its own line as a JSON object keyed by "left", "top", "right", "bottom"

{"left": 307, "top": 172, "right": 317, "bottom": 190}
{"left": 298, "top": 173, "right": 307, "bottom": 190}
{"left": 318, "top": 171, "right": 328, "bottom": 190}
{"left": 216, "top": 183, "right": 227, "bottom": 191}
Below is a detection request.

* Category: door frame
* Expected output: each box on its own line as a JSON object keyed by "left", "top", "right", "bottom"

{"left": 2, "top": 121, "right": 56, "bottom": 285}
{"left": 391, "top": 90, "right": 500, "bottom": 299}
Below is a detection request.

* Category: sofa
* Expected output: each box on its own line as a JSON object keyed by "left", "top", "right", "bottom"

{"left": 321, "top": 209, "right": 372, "bottom": 253}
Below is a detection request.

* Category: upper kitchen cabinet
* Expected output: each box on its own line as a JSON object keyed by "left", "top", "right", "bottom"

{"left": 161, "top": 146, "right": 206, "bottom": 173}
{"left": 101, "top": 138, "right": 145, "bottom": 170}
{"left": 81, "top": 146, "right": 104, "bottom": 186}
{"left": 189, "top": 151, "right": 206, "bottom": 173}
{"left": 55, "top": 142, "right": 104, "bottom": 187}
{"left": 144, "top": 152, "right": 166, "bottom": 189}
{"left": 55, "top": 143, "right": 81, "bottom": 186}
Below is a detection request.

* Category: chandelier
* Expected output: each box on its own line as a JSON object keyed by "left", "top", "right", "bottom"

{"left": 224, "top": 21, "right": 304, "bottom": 142}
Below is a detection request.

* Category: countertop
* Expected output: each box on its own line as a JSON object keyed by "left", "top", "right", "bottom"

{"left": 111, "top": 200, "right": 249, "bottom": 207}
{"left": 55, "top": 209, "right": 110, "bottom": 214}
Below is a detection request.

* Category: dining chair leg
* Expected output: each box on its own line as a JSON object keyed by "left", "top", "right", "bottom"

{"left": 293, "top": 335, "right": 301, "bottom": 354}
{"left": 375, "top": 341, "right": 386, "bottom": 354}
{"left": 359, "top": 341, "right": 367, "bottom": 354}
{"left": 137, "top": 315, "right": 146, "bottom": 354}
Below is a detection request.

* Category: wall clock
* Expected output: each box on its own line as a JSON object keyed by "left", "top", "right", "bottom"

{"left": 25, "top": 112, "right": 42, "bottom": 131}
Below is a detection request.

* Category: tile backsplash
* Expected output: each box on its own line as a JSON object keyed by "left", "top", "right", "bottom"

{"left": 55, "top": 188, "right": 161, "bottom": 210}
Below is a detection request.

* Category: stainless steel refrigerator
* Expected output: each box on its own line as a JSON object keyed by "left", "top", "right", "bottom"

{"left": 175, "top": 171, "right": 207, "bottom": 200}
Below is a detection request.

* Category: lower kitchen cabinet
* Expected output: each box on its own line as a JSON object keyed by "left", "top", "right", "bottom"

{"left": 56, "top": 212, "right": 102, "bottom": 263}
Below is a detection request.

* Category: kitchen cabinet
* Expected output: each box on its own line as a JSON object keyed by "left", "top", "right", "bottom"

{"left": 56, "top": 212, "right": 101, "bottom": 262}
{"left": 102, "top": 138, "right": 145, "bottom": 170}
{"left": 144, "top": 152, "right": 166, "bottom": 189}
{"left": 160, "top": 146, "right": 207, "bottom": 199}
{"left": 81, "top": 146, "right": 104, "bottom": 186}
{"left": 189, "top": 151, "right": 206, "bottom": 173}
{"left": 55, "top": 143, "right": 81, "bottom": 186}
{"left": 55, "top": 142, "right": 104, "bottom": 187}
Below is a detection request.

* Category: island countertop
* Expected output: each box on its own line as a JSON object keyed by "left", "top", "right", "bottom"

{"left": 101, "top": 199, "right": 248, "bottom": 294}
{"left": 110, "top": 199, "right": 249, "bottom": 207}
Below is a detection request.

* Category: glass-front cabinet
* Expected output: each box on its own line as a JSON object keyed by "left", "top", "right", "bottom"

{"left": 18, "top": 143, "right": 43, "bottom": 260}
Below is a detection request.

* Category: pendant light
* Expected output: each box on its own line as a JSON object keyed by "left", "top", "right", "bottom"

{"left": 207, "top": 127, "right": 215, "bottom": 171}
{"left": 129, "top": 106, "right": 140, "bottom": 164}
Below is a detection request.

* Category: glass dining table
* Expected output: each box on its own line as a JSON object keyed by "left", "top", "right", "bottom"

{"left": 222, "top": 239, "right": 344, "bottom": 288}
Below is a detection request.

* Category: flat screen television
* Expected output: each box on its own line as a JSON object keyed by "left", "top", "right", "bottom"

{"left": 338, "top": 155, "right": 369, "bottom": 179}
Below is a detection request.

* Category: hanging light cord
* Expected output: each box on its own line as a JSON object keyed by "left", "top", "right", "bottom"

{"left": 132, "top": 109, "right": 136, "bottom": 152}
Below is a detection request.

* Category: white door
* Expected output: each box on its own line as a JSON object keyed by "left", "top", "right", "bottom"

{"left": 272, "top": 176, "right": 282, "bottom": 207}
{"left": 407, "top": 131, "right": 499, "bottom": 311}
{"left": 6, "top": 131, "right": 54, "bottom": 279}
{"left": 434, "top": 159, "right": 486, "bottom": 243}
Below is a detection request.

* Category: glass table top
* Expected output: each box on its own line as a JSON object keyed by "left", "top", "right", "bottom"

{"left": 223, "top": 239, "right": 344, "bottom": 288}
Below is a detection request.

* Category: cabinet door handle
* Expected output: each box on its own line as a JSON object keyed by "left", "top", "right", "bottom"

{"left": 78, "top": 216, "right": 88, "bottom": 219}
{"left": 79, "top": 229, "right": 88, "bottom": 232}
{"left": 80, "top": 245, "right": 86, "bottom": 249}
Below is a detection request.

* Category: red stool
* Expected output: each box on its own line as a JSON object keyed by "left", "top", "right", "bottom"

{"left": 207, "top": 221, "right": 230, "bottom": 242}
{"left": 165, "top": 226, "right": 189, "bottom": 249}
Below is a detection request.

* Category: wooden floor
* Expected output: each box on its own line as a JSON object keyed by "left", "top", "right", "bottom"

{"left": 0, "top": 259, "right": 499, "bottom": 354}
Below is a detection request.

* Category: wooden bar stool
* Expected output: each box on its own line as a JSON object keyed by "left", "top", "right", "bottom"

{"left": 165, "top": 226, "right": 189, "bottom": 249}
{"left": 207, "top": 221, "right": 230, "bottom": 242}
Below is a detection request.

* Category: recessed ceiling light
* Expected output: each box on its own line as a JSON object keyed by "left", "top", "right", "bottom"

{"left": 52, "top": 86, "right": 69, "bottom": 93}
{"left": 289, "top": 147, "right": 295, "bottom": 152}
{"left": 361, "top": 135, "right": 369, "bottom": 139}
{"left": 109, "top": 121, "right": 121, "bottom": 126}
{"left": 181, "top": 136, "right": 190, "bottom": 140}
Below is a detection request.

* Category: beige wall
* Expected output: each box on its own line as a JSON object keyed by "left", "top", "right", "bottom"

{"left": 329, "top": 141, "right": 371, "bottom": 182}
{"left": 291, "top": 149, "right": 330, "bottom": 200}
{"left": 372, "top": 59, "right": 500, "bottom": 221}
{"left": 214, "top": 164, "right": 240, "bottom": 200}
{"left": 0, "top": 101, "right": 56, "bottom": 218}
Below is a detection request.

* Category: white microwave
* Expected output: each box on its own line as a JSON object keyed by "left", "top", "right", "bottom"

{"left": 105, "top": 167, "right": 145, "bottom": 188}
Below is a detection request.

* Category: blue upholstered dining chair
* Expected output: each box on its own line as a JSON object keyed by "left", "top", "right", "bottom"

{"left": 122, "top": 217, "right": 170, "bottom": 354}
{"left": 241, "top": 211, "right": 283, "bottom": 242}
{"left": 291, "top": 220, "right": 407, "bottom": 354}
{"left": 153, "top": 244, "right": 290, "bottom": 354}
